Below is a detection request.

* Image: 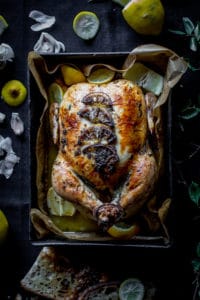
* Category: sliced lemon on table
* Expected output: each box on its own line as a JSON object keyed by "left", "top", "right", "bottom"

{"left": 61, "top": 65, "right": 86, "bottom": 86}
{"left": 87, "top": 67, "right": 115, "bottom": 84}
{"left": 0, "top": 15, "right": 8, "bottom": 35}
{"left": 107, "top": 221, "right": 140, "bottom": 239}
{"left": 119, "top": 278, "right": 145, "bottom": 300}
{"left": 73, "top": 11, "right": 100, "bottom": 40}
{"left": 123, "top": 62, "right": 164, "bottom": 96}
{"left": 47, "top": 82, "right": 63, "bottom": 104}
{"left": 47, "top": 187, "right": 76, "bottom": 217}
{"left": 0, "top": 210, "right": 9, "bottom": 244}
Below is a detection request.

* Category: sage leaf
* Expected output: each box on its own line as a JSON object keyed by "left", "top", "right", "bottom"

{"left": 189, "top": 181, "right": 200, "bottom": 206}
{"left": 197, "top": 242, "right": 200, "bottom": 258}
{"left": 194, "top": 23, "right": 200, "bottom": 41}
{"left": 190, "top": 36, "right": 198, "bottom": 51}
{"left": 168, "top": 29, "right": 186, "bottom": 35}
{"left": 198, "top": 94, "right": 200, "bottom": 106}
{"left": 192, "top": 259, "right": 200, "bottom": 272}
{"left": 180, "top": 106, "right": 200, "bottom": 119}
{"left": 188, "top": 62, "right": 200, "bottom": 71}
{"left": 183, "top": 17, "right": 195, "bottom": 35}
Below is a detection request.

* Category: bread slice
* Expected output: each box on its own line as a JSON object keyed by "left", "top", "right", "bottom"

{"left": 20, "top": 247, "right": 108, "bottom": 299}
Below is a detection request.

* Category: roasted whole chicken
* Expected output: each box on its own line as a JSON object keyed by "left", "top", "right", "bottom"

{"left": 51, "top": 79, "right": 160, "bottom": 230}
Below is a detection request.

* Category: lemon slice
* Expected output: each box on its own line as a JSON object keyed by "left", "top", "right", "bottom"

{"left": 48, "top": 82, "right": 63, "bottom": 104}
{"left": 1, "top": 80, "right": 27, "bottom": 107}
{"left": 0, "top": 210, "right": 9, "bottom": 244}
{"left": 107, "top": 221, "right": 140, "bottom": 239}
{"left": 119, "top": 278, "right": 145, "bottom": 300}
{"left": 73, "top": 11, "right": 100, "bottom": 40}
{"left": 47, "top": 187, "right": 76, "bottom": 217}
{"left": 87, "top": 67, "right": 115, "bottom": 84}
{"left": 122, "top": 62, "right": 163, "bottom": 96}
{"left": 0, "top": 15, "right": 8, "bottom": 35}
{"left": 61, "top": 65, "right": 86, "bottom": 86}
{"left": 50, "top": 213, "right": 98, "bottom": 232}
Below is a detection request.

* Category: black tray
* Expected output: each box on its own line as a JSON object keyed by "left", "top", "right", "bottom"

{"left": 29, "top": 52, "right": 174, "bottom": 248}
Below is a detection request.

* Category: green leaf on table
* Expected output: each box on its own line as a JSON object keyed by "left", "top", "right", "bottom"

{"left": 183, "top": 17, "right": 195, "bottom": 35}
{"left": 194, "top": 23, "right": 200, "bottom": 41}
{"left": 180, "top": 106, "right": 200, "bottom": 119}
{"left": 168, "top": 29, "right": 186, "bottom": 35}
{"left": 187, "top": 62, "right": 200, "bottom": 71}
{"left": 198, "top": 94, "right": 200, "bottom": 106}
{"left": 189, "top": 181, "right": 200, "bottom": 206}
{"left": 190, "top": 36, "right": 198, "bottom": 51}
{"left": 197, "top": 242, "right": 200, "bottom": 258}
{"left": 192, "top": 259, "right": 200, "bottom": 272}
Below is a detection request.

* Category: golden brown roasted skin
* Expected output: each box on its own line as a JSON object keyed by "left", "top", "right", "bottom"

{"left": 52, "top": 80, "right": 158, "bottom": 230}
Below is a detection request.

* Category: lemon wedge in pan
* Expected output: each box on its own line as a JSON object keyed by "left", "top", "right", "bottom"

{"left": 107, "top": 221, "right": 140, "bottom": 239}
{"left": 50, "top": 213, "right": 98, "bottom": 232}
{"left": 73, "top": 11, "right": 100, "bottom": 40}
{"left": 47, "top": 187, "right": 76, "bottom": 217}
{"left": 87, "top": 68, "right": 115, "bottom": 84}
{"left": 123, "top": 62, "right": 164, "bottom": 96}
{"left": 48, "top": 82, "right": 63, "bottom": 104}
{"left": 61, "top": 65, "right": 86, "bottom": 86}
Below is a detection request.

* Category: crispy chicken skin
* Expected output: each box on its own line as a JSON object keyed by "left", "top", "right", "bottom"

{"left": 52, "top": 80, "right": 158, "bottom": 230}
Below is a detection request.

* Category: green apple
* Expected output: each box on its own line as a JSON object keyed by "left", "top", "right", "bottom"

{"left": 1, "top": 80, "right": 27, "bottom": 106}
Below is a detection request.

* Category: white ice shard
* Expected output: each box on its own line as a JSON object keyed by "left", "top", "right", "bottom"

{"left": 10, "top": 113, "right": 24, "bottom": 136}
{"left": 29, "top": 10, "right": 56, "bottom": 31}
{"left": 0, "top": 43, "right": 15, "bottom": 69}
{"left": 0, "top": 135, "right": 20, "bottom": 179}
{"left": 33, "top": 32, "right": 65, "bottom": 54}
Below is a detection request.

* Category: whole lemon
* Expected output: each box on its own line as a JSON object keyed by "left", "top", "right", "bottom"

{"left": 0, "top": 210, "right": 9, "bottom": 244}
{"left": 122, "top": 0, "right": 165, "bottom": 35}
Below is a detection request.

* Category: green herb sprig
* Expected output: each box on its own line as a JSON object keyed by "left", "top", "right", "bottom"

{"left": 179, "top": 94, "right": 200, "bottom": 120}
{"left": 169, "top": 17, "right": 200, "bottom": 52}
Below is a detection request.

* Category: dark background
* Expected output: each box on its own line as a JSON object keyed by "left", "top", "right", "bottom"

{"left": 0, "top": 0, "right": 200, "bottom": 299}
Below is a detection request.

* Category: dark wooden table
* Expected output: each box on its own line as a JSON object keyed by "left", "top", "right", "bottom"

{"left": 0, "top": 0, "right": 200, "bottom": 299}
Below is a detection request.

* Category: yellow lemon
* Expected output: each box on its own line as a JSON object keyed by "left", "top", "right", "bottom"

{"left": 61, "top": 65, "right": 86, "bottom": 86}
{"left": 0, "top": 210, "right": 9, "bottom": 244}
{"left": 122, "top": 0, "right": 165, "bottom": 36}
{"left": 87, "top": 68, "right": 115, "bottom": 84}
{"left": 107, "top": 221, "right": 140, "bottom": 239}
